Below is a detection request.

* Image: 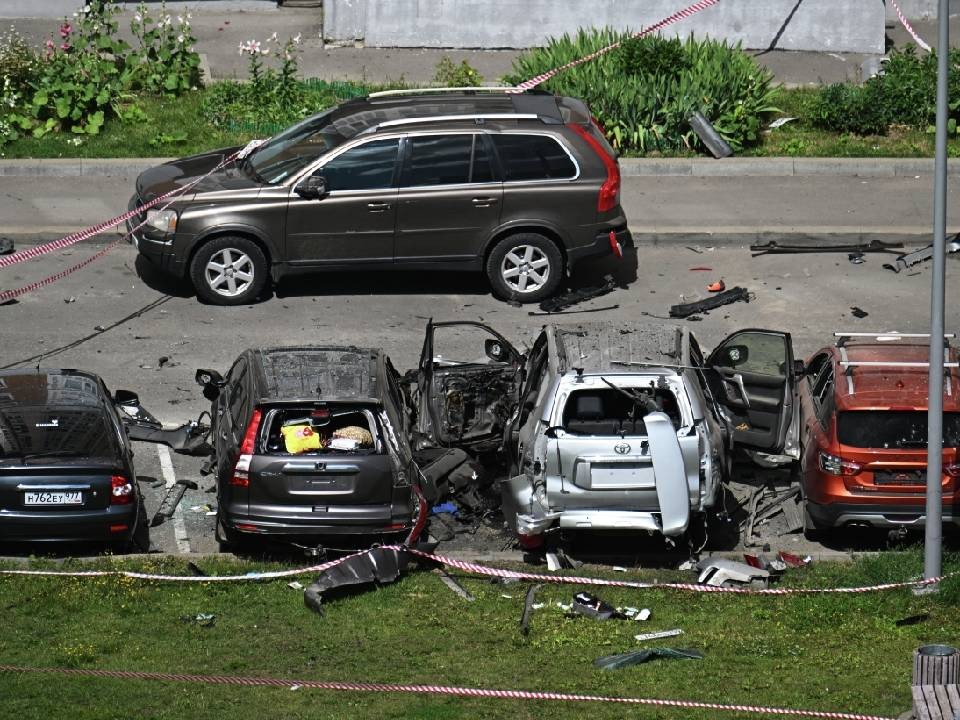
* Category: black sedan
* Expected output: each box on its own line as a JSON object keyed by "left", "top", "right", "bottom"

{"left": 0, "top": 369, "right": 149, "bottom": 552}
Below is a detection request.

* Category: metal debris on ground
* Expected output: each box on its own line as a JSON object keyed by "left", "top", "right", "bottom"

{"left": 696, "top": 558, "right": 770, "bottom": 588}
{"left": 750, "top": 239, "right": 903, "bottom": 257}
{"left": 569, "top": 591, "right": 628, "bottom": 621}
{"left": 777, "top": 551, "right": 812, "bottom": 568}
{"left": 669, "top": 286, "right": 750, "bottom": 319}
{"left": 848, "top": 252, "right": 866, "bottom": 264}
{"left": 180, "top": 613, "right": 216, "bottom": 627}
{"left": 744, "top": 485, "right": 803, "bottom": 547}
{"left": 634, "top": 628, "right": 684, "bottom": 642}
{"left": 287, "top": 581, "right": 304, "bottom": 591}
{"left": 707, "top": 280, "right": 725, "bottom": 292}
{"left": 688, "top": 111, "right": 733, "bottom": 159}
{"left": 743, "top": 554, "right": 787, "bottom": 573}
{"left": 883, "top": 236, "right": 960, "bottom": 273}
{"left": 519, "top": 584, "right": 542, "bottom": 635}
{"left": 594, "top": 647, "right": 703, "bottom": 670}
{"left": 850, "top": 306, "right": 869, "bottom": 319}
{"left": 435, "top": 568, "right": 475, "bottom": 602}
{"left": 0, "top": 238, "right": 13, "bottom": 255}
{"left": 895, "top": 613, "right": 930, "bottom": 627}
{"left": 536, "top": 274, "right": 617, "bottom": 313}
{"left": 186, "top": 562, "right": 207, "bottom": 577}
{"left": 150, "top": 483, "right": 189, "bottom": 527}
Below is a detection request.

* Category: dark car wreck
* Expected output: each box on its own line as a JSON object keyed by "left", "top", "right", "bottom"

{"left": 193, "top": 346, "right": 431, "bottom": 551}
{"left": 411, "top": 321, "right": 799, "bottom": 546}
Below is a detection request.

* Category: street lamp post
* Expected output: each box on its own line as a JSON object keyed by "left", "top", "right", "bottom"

{"left": 923, "top": 0, "right": 950, "bottom": 585}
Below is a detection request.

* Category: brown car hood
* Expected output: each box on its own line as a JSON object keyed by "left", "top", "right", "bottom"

{"left": 135, "top": 146, "right": 260, "bottom": 200}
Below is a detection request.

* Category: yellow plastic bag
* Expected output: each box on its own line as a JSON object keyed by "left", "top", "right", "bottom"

{"left": 281, "top": 424, "right": 322, "bottom": 454}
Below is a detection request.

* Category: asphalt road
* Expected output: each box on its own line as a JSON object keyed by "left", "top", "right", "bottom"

{"left": 2, "top": 238, "right": 958, "bottom": 559}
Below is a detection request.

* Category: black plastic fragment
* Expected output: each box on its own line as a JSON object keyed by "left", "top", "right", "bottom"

{"left": 538, "top": 275, "right": 616, "bottom": 313}
{"left": 570, "top": 591, "right": 626, "bottom": 621}
{"left": 669, "top": 286, "right": 750, "bottom": 318}
{"left": 850, "top": 306, "right": 869, "bottom": 319}
{"left": 750, "top": 239, "right": 902, "bottom": 257}
{"left": 519, "top": 584, "right": 542, "bottom": 635}
{"left": 0, "top": 238, "right": 13, "bottom": 255}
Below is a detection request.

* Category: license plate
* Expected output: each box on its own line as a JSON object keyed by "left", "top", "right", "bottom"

{"left": 24, "top": 491, "right": 83, "bottom": 506}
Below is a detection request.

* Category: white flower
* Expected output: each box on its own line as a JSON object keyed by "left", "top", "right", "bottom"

{"left": 134, "top": 12, "right": 141, "bottom": 22}
{"left": 82, "top": 4, "right": 90, "bottom": 11}
{"left": 268, "top": 31, "right": 278, "bottom": 42}
{"left": 293, "top": 33, "right": 302, "bottom": 45}
{"left": 178, "top": 16, "right": 184, "bottom": 23}
{"left": 177, "top": 34, "right": 184, "bottom": 43}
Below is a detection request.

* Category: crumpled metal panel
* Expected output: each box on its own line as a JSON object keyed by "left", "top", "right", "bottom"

{"left": 645, "top": 411, "right": 690, "bottom": 536}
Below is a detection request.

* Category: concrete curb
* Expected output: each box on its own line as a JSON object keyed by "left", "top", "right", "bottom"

{"left": 0, "top": 156, "right": 954, "bottom": 177}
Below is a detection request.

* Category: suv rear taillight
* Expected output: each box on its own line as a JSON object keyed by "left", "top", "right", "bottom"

{"left": 231, "top": 408, "right": 262, "bottom": 488}
{"left": 819, "top": 451, "right": 862, "bottom": 477}
{"left": 568, "top": 123, "right": 620, "bottom": 213}
{"left": 111, "top": 474, "right": 134, "bottom": 505}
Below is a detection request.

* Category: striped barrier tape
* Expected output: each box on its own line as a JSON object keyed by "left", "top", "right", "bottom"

{"left": 0, "top": 665, "right": 897, "bottom": 719}
{"left": 889, "top": 0, "right": 932, "bottom": 53}
{"left": 0, "top": 139, "right": 265, "bottom": 301}
{"left": 0, "top": 544, "right": 953, "bottom": 595}
{"left": 510, "top": 0, "right": 721, "bottom": 92}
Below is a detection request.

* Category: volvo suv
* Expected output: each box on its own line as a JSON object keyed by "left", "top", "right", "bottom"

{"left": 129, "top": 88, "right": 629, "bottom": 305}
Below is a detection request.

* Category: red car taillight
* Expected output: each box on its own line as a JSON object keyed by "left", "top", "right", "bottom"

{"left": 819, "top": 451, "right": 862, "bottom": 477}
{"left": 568, "top": 123, "right": 620, "bottom": 213}
{"left": 110, "top": 474, "right": 134, "bottom": 505}
{"left": 230, "top": 408, "right": 262, "bottom": 488}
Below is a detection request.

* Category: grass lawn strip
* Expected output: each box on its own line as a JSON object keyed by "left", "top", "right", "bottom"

{"left": 0, "top": 550, "right": 957, "bottom": 719}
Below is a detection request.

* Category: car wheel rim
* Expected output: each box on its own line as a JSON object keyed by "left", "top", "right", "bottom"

{"left": 205, "top": 248, "right": 254, "bottom": 298}
{"left": 500, "top": 244, "right": 550, "bottom": 294}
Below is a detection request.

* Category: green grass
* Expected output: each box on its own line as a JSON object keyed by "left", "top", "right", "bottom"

{"left": 1, "top": 550, "right": 958, "bottom": 719}
{"left": 3, "top": 85, "right": 960, "bottom": 159}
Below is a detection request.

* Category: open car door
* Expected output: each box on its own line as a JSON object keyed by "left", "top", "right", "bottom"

{"left": 415, "top": 320, "right": 523, "bottom": 451}
{"left": 706, "top": 329, "right": 797, "bottom": 454}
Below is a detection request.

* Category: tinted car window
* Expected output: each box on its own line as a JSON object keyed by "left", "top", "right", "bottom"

{"left": 491, "top": 134, "right": 576, "bottom": 181}
{"left": 0, "top": 407, "right": 119, "bottom": 460}
{"left": 228, "top": 361, "right": 248, "bottom": 427}
{"left": 249, "top": 108, "right": 346, "bottom": 184}
{"left": 322, "top": 139, "right": 399, "bottom": 192}
{"left": 838, "top": 411, "right": 960, "bottom": 449}
{"left": 401, "top": 135, "right": 473, "bottom": 187}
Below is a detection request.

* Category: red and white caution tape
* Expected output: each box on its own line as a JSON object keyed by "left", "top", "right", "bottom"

{"left": 0, "top": 139, "right": 264, "bottom": 301}
{"left": 0, "top": 544, "right": 954, "bottom": 595}
{"left": 511, "top": 0, "right": 721, "bottom": 92}
{"left": 889, "top": 0, "right": 932, "bottom": 52}
{"left": 0, "top": 665, "right": 896, "bottom": 719}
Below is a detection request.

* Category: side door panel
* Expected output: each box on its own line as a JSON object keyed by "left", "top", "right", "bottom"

{"left": 285, "top": 138, "right": 400, "bottom": 265}
{"left": 707, "top": 329, "right": 796, "bottom": 453}
{"left": 395, "top": 134, "right": 503, "bottom": 264}
{"left": 416, "top": 321, "right": 523, "bottom": 450}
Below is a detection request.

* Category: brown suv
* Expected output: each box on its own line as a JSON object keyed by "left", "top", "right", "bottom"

{"left": 129, "top": 89, "right": 630, "bottom": 305}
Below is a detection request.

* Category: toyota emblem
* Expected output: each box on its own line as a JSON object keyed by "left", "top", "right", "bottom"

{"left": 614, "top": 442, "right": 631, "bottom": 455}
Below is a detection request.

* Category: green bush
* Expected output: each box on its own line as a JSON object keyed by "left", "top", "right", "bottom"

{"left": 810, "top": 45, "right": 960, "bottom": 135}
{"left": 506, "top": 29, "right": 778, "bottom": 155}
{"left": 433, "top": 56, "right": 484, "bottom": 87}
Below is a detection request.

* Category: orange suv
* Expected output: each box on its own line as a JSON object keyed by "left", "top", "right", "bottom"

{"left": 799, "top": 332, "right": 960, "bottom": 535}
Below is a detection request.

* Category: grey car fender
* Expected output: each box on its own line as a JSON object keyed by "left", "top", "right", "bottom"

{"left": 645, "top": 411, "right": 691, "bottom": 536}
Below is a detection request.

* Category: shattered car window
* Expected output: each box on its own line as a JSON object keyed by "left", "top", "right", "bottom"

{"left": 263, "top": 407, "right": 382, "bottom": 455}
{"left": 837, "top": 411, "right": 960, "bottom": 449}
{"left": 561, "top": 388, "right": 681, "bottom": 436}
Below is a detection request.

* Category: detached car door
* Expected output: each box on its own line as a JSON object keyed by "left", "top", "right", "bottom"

{"left": 706, "top": 329, "right": 796, "bottom": 453}
{"left": 285, "top": 137, "right": 401, "bottom": 265}
{"left": 415, "top": 321, "right": 523, "bottom": 451}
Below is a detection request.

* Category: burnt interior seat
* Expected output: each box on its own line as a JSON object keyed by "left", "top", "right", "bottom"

{"left": 564, "top": 394, "right": 620, "bottom": 436}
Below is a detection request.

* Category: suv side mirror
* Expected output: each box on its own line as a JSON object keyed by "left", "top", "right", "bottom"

{"left": 114, "top": 389, "right": 140, "bottom": 407}
{"left": 296, "top": 175, "right": 328, "bottom": 200}
{"left": 485, "top": 338, "right": 510, "bottom": 363}
{"left": 195, "top": 369, "right": 226, "bottom": 400}
{"left": 721, "top": 344, "right": 749, "bottom": 367}
{"left": 544, "top": 425, "right": 566, "bottom": 439}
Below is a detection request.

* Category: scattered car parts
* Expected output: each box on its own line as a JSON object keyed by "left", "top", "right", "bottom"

{"left": 669, "top": 286, "right": 750, "bottom": 318}
{"left": 594, "top": 647, "right": 703, "bottom": 670}
{"left": 882, "top": 236, "right": 960, "bottom": 273}
{"left": 536, "top": 275, "right": 618, "bottom": 314}
{"left": 304, "top": 546, "right": 423, "bottom": 616}
{"left": 750, "top": 239, "right": 903, "bottom": 257}
{"left": 696, "top": 558, "right": 771, "bottom": 587}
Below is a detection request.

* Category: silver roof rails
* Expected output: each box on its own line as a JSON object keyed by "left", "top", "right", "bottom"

{"left": 834, "top": 332, "right": 956, "bottom": 348}
{"left": 367, "top": 86, "right": 515, "bottom": 98}
{"left": 836, "top": 338, "right": 957, "bottom": 396}
{"left": 373, "top": 113, "right": 539, "bottom": 130}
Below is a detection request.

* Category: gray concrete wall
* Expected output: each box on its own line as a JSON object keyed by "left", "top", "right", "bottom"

{"left": 884, "top": 0, "right": 959, "bottom": 20}
{"left": 325, "top": 0, "right": 885, "bottom": 53}
{"left": 0, "top": 0, "right": 274, "bottom": 18}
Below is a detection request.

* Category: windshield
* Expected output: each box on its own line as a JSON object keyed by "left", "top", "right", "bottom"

{"left": 837, "top": 411, "right": 960, "bottom": 449}
{"left": 0, "top": 407, "right": 119, "bottom": 461}
{"left": 247, "top": 109, "right": 347, "bottom": 184}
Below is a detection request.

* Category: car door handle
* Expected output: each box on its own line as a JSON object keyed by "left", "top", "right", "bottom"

{"left": 367, "top": 202, "right": 390, "bottom": 212}
{"left": 472, "top": 197, "right": 498, "bottom": 207}
{"left": 732, "top": 373, "right": 751, "bottom": 408}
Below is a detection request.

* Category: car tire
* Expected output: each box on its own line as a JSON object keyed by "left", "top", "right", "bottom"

{"left": 802, "top": 501, "right": 824, "bottom": 542}
{"left": 131, "top": 497, "right": 151, "bottom": 553}
{"left": 190, "top": 236, "right": 268, "bottom": 306}
{"left": 486, "top": 233, "right": 563, "bottom": 303}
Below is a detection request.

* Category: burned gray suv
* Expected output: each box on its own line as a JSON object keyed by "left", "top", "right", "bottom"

{"left": 129, "top": 88, "right": 629, "bottom": 305}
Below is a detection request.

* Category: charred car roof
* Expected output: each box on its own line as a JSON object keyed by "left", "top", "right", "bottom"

{"left": 252, "top": 347, "right": 382, "bottom": 403}
{"left": 831, "top": 341, "right": 960, "bottom": 411}
{"left": 548, "top": 322, "right": 687, "bottom": 375}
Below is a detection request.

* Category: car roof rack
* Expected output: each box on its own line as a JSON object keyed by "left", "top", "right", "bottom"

{"left": 367, "top": 86, "right": 517, "bottom": 98}
{"left": 834, "top": 332, "right": 958, "bottom": 396}
{"left": 372, "top": 113, "right": 541, "bottom": 130}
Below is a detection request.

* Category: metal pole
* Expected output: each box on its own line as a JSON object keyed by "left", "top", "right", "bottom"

{"left": 923, "top": 0, "right": 950, "bottom": 584}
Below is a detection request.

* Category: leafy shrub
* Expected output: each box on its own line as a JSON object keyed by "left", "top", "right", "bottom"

{"left": 433, "top": 57, "right": 484, "bottom": 87}
{"left": 810, "top": 45, "right": 960, "bottom": 135}
{"left": 506, "top": 29, "right": 777, "bottom": 155}
{"left": 0, "top": 0, "right": 201, "bottom": 148}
